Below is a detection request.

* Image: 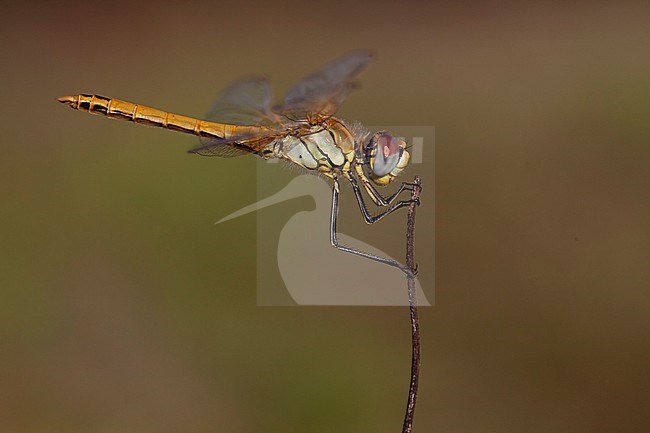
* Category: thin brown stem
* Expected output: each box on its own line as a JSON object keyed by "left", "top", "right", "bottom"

{"left": 402, "top": 175, "right": 422, "bottom": 433}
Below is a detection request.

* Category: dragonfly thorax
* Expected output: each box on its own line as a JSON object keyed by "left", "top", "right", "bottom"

{"left": 279, "top": 120, "right": 356, "bottom": 176}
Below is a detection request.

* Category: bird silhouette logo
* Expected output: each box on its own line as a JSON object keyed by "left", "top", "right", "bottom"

{"left": 216, "top": 172, "right": 430, "bottom": 306}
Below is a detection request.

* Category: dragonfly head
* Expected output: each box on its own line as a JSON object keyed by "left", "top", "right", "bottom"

{"left": 363, "top": 131, "right": 410, "bottom": 186}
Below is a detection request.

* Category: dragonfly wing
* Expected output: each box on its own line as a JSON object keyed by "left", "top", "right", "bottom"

{"left": 189, "top": 133, "right": 280, "bottom": 157}
{"left": 198, "top": 75, "right": 283, "bottom": 156}
{"left": 274, "top": 49, "right": 374, "bottom": 119}
{"left": 189, "top": 137, "right": 252, "bottom": 157}
{"left": 204, "top": 75, "right": 279, "bottom": 128}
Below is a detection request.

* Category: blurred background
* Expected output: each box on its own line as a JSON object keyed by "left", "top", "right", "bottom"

{"left": 1, "top": 1, "right": 648, "bottom": 432}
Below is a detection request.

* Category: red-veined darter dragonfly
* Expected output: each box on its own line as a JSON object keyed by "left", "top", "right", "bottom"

{"left": 58, "top": 50, "right": 419, "bottom": 275}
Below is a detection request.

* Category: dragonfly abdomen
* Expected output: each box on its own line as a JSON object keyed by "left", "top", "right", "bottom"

{"left": 57, "top": 94, "right": 239, "bottom": 141}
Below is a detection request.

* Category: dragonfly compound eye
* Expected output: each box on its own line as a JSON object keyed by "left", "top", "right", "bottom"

{"left": 366, "top": 132, "right": 410, "bottom": 186}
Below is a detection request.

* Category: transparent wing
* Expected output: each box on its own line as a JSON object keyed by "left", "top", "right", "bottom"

{"left": 190, "top": 133, "right": 280, "bottom": 158}
{"left": 196, "top": 75, "right": 282, "bottom": 157}
{"left": 274, "top": 49, "right": 375, "bottom": 119}
{"left": 189, "top": 137, "right": 252, "bottom": 157}
{"left": 204, "top": 75, "right": 279, "bottom": 127}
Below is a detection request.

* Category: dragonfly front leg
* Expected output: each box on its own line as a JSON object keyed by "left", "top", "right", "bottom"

{"left": 354, "top": 165, "right": 417, "bottom": 206}
{"left": 365, "top": 180, "right": 418, "bottom": 206}
{"left": 330, "top": 178, "right": 414, "bottom": 276}
{"left": 346, "top": 175, "right": 419, "bottom": 224}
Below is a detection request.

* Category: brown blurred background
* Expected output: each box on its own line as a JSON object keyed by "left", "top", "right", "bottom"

{"left": 1, "top": 1, "right": 648, "bottom": 432}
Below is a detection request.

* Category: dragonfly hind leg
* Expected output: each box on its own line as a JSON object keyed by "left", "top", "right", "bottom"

{"left": 330, "top": 178, "right": 415, "bottom": 276}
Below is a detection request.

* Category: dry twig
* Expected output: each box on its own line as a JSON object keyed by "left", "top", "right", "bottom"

{"left": 402, "top": 175, "right": 422, "bottom": 433}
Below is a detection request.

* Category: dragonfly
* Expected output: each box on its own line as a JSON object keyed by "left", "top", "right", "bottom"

{"left": 58, "top": 50, "right": 419, "bottom": 275}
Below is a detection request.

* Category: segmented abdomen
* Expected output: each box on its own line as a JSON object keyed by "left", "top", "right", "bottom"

{"left": 63, "top": 94, "right": 262, "bottom": 141}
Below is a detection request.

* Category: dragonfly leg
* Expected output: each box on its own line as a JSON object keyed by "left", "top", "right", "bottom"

{"left": 365, "top": 180, "right": 418, "bottom": 206}
{"left": 330, "top": 178, "right": 414, "bottom": 277}
{"left": 354, "top": 165, "right": 418, "bottom": 206}
{"left": 346, "top": 175, "right": 419, "bottom": 224}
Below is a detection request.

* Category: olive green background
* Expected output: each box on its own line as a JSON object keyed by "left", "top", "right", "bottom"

{"left": 1, "top": 1, "right": 648, "bottom": 432}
